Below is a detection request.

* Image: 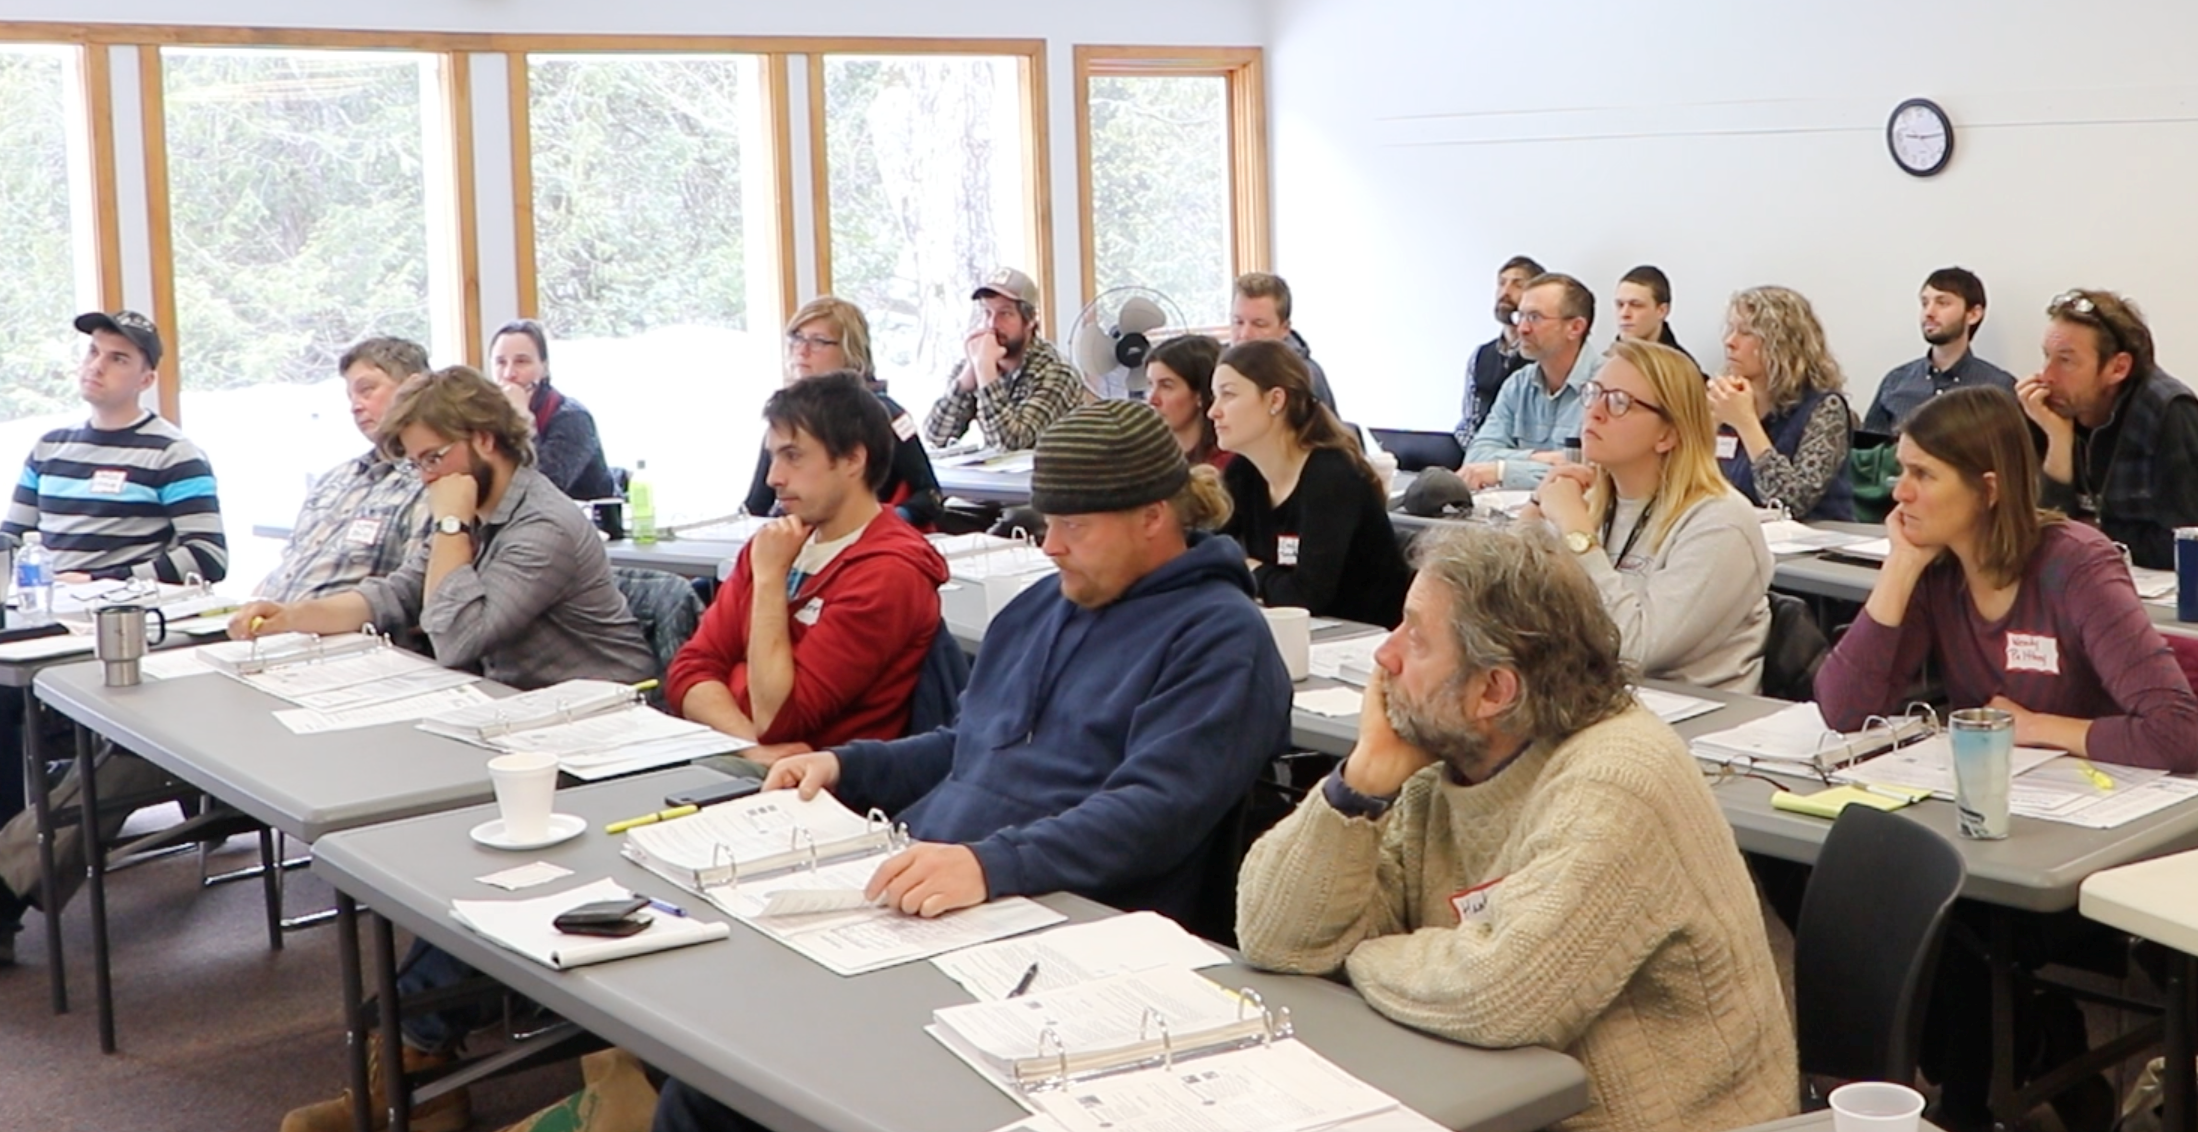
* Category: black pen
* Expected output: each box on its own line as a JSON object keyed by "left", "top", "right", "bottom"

{"left": 1007, "top": 961, "right": 1040, "bottom": 998}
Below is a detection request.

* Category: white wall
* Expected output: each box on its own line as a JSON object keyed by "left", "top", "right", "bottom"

{"left": 1268, "top": 0, "right": 2198, "bottom": 429}
{"left": 20, "top": 0, "right": 1271, "bottom": 332}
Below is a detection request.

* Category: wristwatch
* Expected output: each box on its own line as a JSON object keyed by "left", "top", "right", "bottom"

{"left": 434, "top": 515, "right": 469, "bottom": 537}
{"left": 1563, "top": 529, "right": 1598, "bottom": 555}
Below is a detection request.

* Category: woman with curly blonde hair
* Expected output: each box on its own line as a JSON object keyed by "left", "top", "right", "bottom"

{"left": 1709, "top": 285, "right": 1855, "bottom": 520}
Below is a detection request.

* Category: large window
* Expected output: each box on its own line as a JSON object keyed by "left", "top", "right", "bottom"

{"left": 0, "top": 44, "right": 105, "bottom": 458}
{"left": 155, "top": 45, "right": 460, "bottom": 583}
{"left": 1075, "top": 47, "right": 1266, "bottom": 333}
{"left": 819, "top": 53, "right": 1044, "bottom": 393}
{"left": 520, "top": 52, "right": 783, "bottom": 525}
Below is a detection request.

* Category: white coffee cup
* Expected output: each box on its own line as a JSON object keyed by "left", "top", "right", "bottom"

{"left": 1262, "top": 605, "right": 1312, "bottom": 682}
{"left": 1369, "top": 450, "right": 1399, "bottom": 494}
{"left": 1828, "top": 1081, "right": 1925, "bottom": 1132}
{"left": 487, "top": 751, "right": 560, "bottom": 843}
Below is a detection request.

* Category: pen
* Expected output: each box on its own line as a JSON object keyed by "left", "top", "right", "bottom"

{"left": 2075, "top": 758, "right": 2116, "bottom": 791}
{"left": 1857, "top": 782, "right": 1928, "bottom": 803}
{"left": 637, "top": 894, "right": 688, "bottom": 918}
{"left": 631, "top": 678, "right": 660, "bottom": 693}
{"left": 1007, "top": 961, "right": 1040, "bottom": 998}
{"left": 604, "top": 804, "right": 697, "bottom": 834}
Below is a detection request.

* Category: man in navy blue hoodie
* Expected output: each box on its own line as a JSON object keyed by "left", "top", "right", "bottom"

{"left": 652, "top": 399, "right": 1293, "bottom": 1132}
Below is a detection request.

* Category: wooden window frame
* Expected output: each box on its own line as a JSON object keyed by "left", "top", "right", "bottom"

{"left": 805, "top": 39, "right": 1056, "bottom": 336}
{"left": 1072, "top": 45, "right": 1266, "bottom": 324}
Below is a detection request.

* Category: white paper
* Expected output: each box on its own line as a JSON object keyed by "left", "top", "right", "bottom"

{"left": 557, "top": 730, "right": 754, "bottom": 780}
{"left": 1832, "top": 538, "right": 1892, "bottom": 561}
{"left": 274, "top": 684, "right": 496, "bottom": 734}
{"left": 717, "top": 855, "right": 1065, "bottom": 975}
{"left": 759, "top": 888, "right": 874, "bottom": 916}
{"left": 2127, "top": 566, "right": 2179, "bottom": 600}
{"left": 449, "top": 877, "right": 731, "bottom": 970}
{"left": 0, "top": 631, "right": 96, "bottom": 661}
{"left": 239, "top": 646, "right": 446, "bottom": 704}
{"left": 1633, "top": 687, "right": 1723, "bottom": 724}
{"left": 2043, "top": 776, "right": 2198, "bottom": 828}
{"left": 1028, "top": 1041, "right": 1397, "bottom": 1132}
{"left": 1292, "top": 687, "right": 1363, "bottom": 718}
{"left": 933, "top": 912, "right": 1232, "bottom": 1002}
{"left": 487, "top": 705, "right": 703, "bottom": 757}
{"left": 475, "top": 861, "right": 575, "bottom": 891}
{"left": 286, "top": 664, "right": 478, "bottom": 712}
{"left": 1474, "top": 489, "right": 1535, "bottom": 515}
{"left": 1692, "top": 701, "right": 1928, "bottom": 770}
{"left": 138, "top": 645, "right": 225, "bottom": 680}
{"left": 163, "top": 613, "right": 243, "bottom": 637}
{"left": 625, "top": 789, "right": 879, "bottom": 872}
{"left": 1759, "top": 520, "right": 1877, "bottom": 556}
{"left": 2006, "top": 761, "right": 2187, "bottom": 828}
{"left": 1308, "top": 635, "right": 1383, "bottom": 684}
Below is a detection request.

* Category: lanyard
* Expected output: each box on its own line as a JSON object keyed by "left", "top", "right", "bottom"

{"left": 1600, "top": 494, "right": 1657, "bottom": 566}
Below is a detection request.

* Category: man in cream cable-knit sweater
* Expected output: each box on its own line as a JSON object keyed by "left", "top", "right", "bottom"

{"left": 1237, "top": 524, "right": 1796, "bottom": 1132}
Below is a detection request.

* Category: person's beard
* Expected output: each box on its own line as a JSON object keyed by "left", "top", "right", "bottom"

{"left": 1385, "top": 673, "right": 1493, "bottom": 781}
{"left": 999, "top": 329, "right": 1030, "bottom": 365}
{"left": 1922, "top": 323, "right": 1965, "bottom": 347}
{"left": 1494, "top": 299, "right": 1517, "bottom": 328}
{"left": 469, "top": 449, "right": 497, "bottom": 508}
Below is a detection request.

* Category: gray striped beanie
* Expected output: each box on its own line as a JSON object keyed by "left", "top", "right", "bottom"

{"left": 1029, "top": 400, "right": 1191, "bottom": 515}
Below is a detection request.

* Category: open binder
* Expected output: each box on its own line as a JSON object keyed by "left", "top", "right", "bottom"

{"left": 930, "top": 968, "right": 1296, "bottom": 1094}
{"left": 418, "top": 679, "right": 639, "bottom": 743}
{"left": 198, "top": 629, "right": 388, "bottom": 676}
{"left": 620, "top": 789, "right": 904, "bottom": 894}
{"left": 1690, "top": 701, "right": 1934, "bottom": 776}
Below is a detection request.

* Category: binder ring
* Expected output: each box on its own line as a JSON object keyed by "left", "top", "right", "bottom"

{"left": 1138, "top": 1009, "right": 1174, "bottom": 1069}
{"left": 1035, "top": 1025, "right": 1069, "bottom": 1088}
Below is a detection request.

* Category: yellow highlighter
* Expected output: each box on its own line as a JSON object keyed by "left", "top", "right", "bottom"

{"left": 2075, "top": 758, "right": 2115, "bottom": 792}
{"left": 604, "top": 804, "right": 697, "bottom": 835}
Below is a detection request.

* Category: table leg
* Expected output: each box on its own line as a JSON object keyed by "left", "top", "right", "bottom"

{"left": 78, "top": 725, "right": 115, "bottom": 1054}
{"left": 259, "top": 826, "right": 282, "bottom": 951}
{"left": 2166, "top": 952, "right": 2195, "bottom": 1132}
{"left": 1987, "top": 909, "right": 2017, "bottom": 1131}
{"left": 335, "top": 894, "right": 371, "bottom": 1132}
{"left": 23, "top": 684, "right": 64, "bottom": 1015}
{"left": 372, "top": 913, "right": 412, "bottom": 1132}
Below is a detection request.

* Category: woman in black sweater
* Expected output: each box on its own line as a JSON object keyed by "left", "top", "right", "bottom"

{"left": 1210, "top": 338, "right": 1409, "bottom": 627}
{"left": 744, "top": 296, "right": 942, "bottom": 527}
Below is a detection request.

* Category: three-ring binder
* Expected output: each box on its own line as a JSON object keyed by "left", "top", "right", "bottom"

{"left": 1004, "top": 986, "right": 1295, "bottom": 1092}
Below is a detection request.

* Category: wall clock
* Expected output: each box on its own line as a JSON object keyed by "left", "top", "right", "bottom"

{"left": 1888, "top": 98, "right": 1953, "bottom": 177}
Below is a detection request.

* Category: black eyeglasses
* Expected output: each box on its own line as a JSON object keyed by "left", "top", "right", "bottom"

{"left": 786, "top": 332, "right": 842, "bottom": 352}
{"left": 1581, "top": 381, "right": 1670, "bottom": 420}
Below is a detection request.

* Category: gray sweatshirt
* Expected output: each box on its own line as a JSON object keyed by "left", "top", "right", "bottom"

{"left": 1576, "top": 488, "right": 1772, "bottom": 693}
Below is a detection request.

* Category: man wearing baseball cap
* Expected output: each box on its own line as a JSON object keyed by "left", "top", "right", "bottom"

{"left": 922, "top": 266, "right": 1090, "bottom": 451}
{"left": 0, "top": 310, "right": 227, "bottom": 965}
{"left": 652, "top": 400, "right": 1293, "bottom": 1132}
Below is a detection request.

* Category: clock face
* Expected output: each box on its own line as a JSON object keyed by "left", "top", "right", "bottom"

{"left": 1888, "top": 99, "right": 1952, "bottom": 177}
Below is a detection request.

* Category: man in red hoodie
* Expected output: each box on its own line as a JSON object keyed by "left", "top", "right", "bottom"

{"left": 667, "top": 371, "right": 948, "bottom": 754}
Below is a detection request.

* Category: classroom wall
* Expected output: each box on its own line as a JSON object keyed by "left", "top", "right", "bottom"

{"left": 1266, "top": 0, "right": 2198, "bottom": 430}
{"left": 15, "top": 0, "right": 1271, "bottom": 337}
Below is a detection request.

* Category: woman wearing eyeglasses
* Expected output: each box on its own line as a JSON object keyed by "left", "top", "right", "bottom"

{"left": 1708, "top": 285, "right": 1855, "bottom": 520}
{"left": 1524, "top": 338, "right": 1774, "bottom": 691}
{"left": 743, "top": 296, "right": 943, "bottom": 528}
{"left": 1816, "top": 385, "right": 2198, "bottom": 769}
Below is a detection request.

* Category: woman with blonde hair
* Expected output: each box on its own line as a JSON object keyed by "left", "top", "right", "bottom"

{"left": 743, "top": 295, "right": 942, "bottom": 527}
{"left": 1710, "top": 285, "right": 1855, "bottom": 520}
{"left": 1210, "top": 338, "right": 1408, "bottom": 626}
{"left": 1525, "top": 338, "right": 1773, "bottom": 691}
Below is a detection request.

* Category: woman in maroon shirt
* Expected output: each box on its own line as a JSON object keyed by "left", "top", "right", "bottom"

{"left": 1815, "top": 385, "right": 2198, "bottom": 771}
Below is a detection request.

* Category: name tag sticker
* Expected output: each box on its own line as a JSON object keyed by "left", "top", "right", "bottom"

{"left": 1716, "top": 434, "right": 1739, "bottom": 460}
{"left": 1277, "top": 535, "right": 1301, "bottom": 567}
{"left": 343, "top": 517, "right": 383, "bottom": 547}
{"left": 90, "top": 469, "right": 128, "bottom": 495}
{"left": 1450, "top": 876, "right": 1504, "bottom": 926}
{"left": 891, "top": 412, "right": 918, "bottom": 441}
{"left": 2006, "top": 632, "right": 2061, "bottom": 675}
{"left": 794, "top": 597, "right": 825, "bottom": 626}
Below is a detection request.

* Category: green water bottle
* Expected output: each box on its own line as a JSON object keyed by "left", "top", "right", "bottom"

{"left": 629, "top": 459, "right": 657, "bottom": 544}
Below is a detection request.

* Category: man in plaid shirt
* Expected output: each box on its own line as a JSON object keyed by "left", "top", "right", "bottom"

{"left": 923, "top": 266, "right": 1090, "bottom": 451}
{"left": 256, "top": 337, "right": 434, "bottom": 602}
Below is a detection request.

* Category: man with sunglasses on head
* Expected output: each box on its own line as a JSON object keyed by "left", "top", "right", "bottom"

{"left": 923, "top": 267, "right": 1089, "bottom": 451}
{"left": 2015, "top": 289, "right": 2198, "bottom": 569}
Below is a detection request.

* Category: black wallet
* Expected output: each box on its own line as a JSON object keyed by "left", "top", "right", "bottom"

{"left": 553, "top": 896, "right": 651, "bottom": 937}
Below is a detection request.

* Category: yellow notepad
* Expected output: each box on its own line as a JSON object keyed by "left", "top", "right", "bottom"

{"left": 1770, "top": 783, "right": 1931, "bottom": 820}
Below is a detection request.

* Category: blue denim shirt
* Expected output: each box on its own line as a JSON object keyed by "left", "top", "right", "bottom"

{"left": 1462, "top": 349, "right": 1603, "bottom": 488}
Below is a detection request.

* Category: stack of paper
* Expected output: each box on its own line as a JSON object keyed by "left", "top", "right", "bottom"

{"left": 1308, "top": 634, "right": 1383, "bottom": 685}
{"left": 931, "top": 911, "right": 1231, "bottom": 1001}
{"left": 1832, "top": 736, "right": 2062, "bottom": 798}
{"left": 450, "top": 877, "right": 729, "bottom": 970}
{"left": 1634, "top": 687, "right": 1723, "bottom": 724}
{"left": 725, "top": 855, "right": 1064, "bottom": 975}
{"left": 1690, "top": 701, "right": 1930, "bottom": 774}
{"left": 197, "top": 631, "right": 386, "bottom": 676}
{"left": 2129, "top": 566, "right": 2179, "bottom": 603}
{"left": 420, "top": 680, "right": 750, "bottom": 779}
{"left": 1836, "top": 746, "right": 2198, "bottom": 829}
{"left": 1759, "top": 520, "right": 1878, "bottom": 557}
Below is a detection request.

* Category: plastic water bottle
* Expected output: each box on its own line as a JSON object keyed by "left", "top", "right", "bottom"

{"left": 14, "top": 531, "right": 54, "bottom": 625}
{"left": 629, "top": 460, "right": 657, "bottom": 545}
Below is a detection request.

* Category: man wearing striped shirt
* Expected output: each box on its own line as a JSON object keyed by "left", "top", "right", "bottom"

{"left": 1, "top": 310, "right": 227, "bottom": 584}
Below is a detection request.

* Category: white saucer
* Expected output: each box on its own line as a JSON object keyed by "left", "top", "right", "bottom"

{"left": 469, "top": 813, "right": 585, "bottom": 851}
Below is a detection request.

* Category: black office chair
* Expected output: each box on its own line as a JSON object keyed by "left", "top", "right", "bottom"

{"left": 1793, "top": 805, "right": 1966, "bottom": 1096}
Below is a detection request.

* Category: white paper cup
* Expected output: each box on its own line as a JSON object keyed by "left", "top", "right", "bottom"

{"left": 1262, "top": 605, "right": 1312, "bottom": 682}
{"left": 1828, "top": 1081, "right": 1924, "bottom": 1132}
{"left": 487, "top": 751, "right": 560, "bottom": 843}
{"left": 1370, "top": 451, "right": 1399, "bottom": 494}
